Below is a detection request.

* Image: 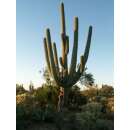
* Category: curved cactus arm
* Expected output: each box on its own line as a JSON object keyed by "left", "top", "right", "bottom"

{"left": 46, "top": 28, "right": 61, "bottom": 86}
{"left": 76, "top": 26, "right": 92, "bottom": 74}
{"left": 53, "top": 42, "right": 59, "bottom": 74}
{"left": 43, "top": 38, "right": 51, "bottom": 74}
{"left": 69, "top": 17, "right": 79, "bottom": 76}
{"left": 84, "top": 26, "right": 92, "bottom": 64}
{"left": 70, "top": 25, "right": 93, "bottom": 86}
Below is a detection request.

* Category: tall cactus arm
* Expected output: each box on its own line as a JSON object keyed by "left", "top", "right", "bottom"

{"left": 61, "top": 2, "right": 68, "bottom": 71}
{"left": 65, "top": 36, "right": 69, "bottom": 54}
{"left": 61, "top": 33, "right": 67, "bottom": 67}
{"left": 69, "top": 17, "right": 79, "bottom": 76}
{"left": 61, "top": 2, "right": 66, "bottom": 35}
{"left": 84, "top": 26, "right": 92, "bottom": 64}
{"left": 59, "top": 57, "right": 64, "bottom": 68}
{"left": 53, "top": 42, "right": 59, "bottom": 72}
{"left": 46, "top": 28, "right": 61, "bottom": 86}
{"left": 76, "top": 26, "right": 92, "bottom": 74}
{"left": 69, "top": 25, "right": 92, "bottom": 86}
{"left": 43, "top": 38, "right": 51, "bottom": 74}
{"left": 67, "top": 55, "right": 84, "bottom": 87}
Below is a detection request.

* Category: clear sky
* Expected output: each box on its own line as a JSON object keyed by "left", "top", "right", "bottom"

{"left": 16, "top": 0, "right": 113, "bottom": 88}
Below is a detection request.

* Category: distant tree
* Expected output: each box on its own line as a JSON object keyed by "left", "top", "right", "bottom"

{"left": 99, "top": 85, "right": 114, "bottom": 97}
{"left": 79, "top": 71, "right": 95, "bottom": 87}
{"left": 29, "top": 81, "right": 34, "bottom": 93}
{"left": 40, "top": 67, "right": 56, "bottom": 86}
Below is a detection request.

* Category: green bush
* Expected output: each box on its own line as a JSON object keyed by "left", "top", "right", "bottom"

{"left": 16, "top": 105, "right": 26, "bottom": 120}
{"left": 82, "top": 102, "right": 102, "bottom": 116}
{"left": 34, "top": 85, "right": 59, "bottom": 108}
{"left": 99, "top": 85, "right": 114, "bottom": 97}
{"left": 68, "top": 86, "right": 87, "bottom": 110}
{"left": 31, "top": 107, "right": 45, "bottom": 121}
{"left": 16, "top": 105, "right": 31, "bottom": 130}
{"left": 16, "top": 84, "right": 114, "bottom": 130}
{"left": 96, "top": 119, "right": 114, "bottom": 130}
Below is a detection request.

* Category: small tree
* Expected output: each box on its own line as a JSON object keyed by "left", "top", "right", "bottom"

{"left": 79, "top": 71, "right": 95, "bottom": 87}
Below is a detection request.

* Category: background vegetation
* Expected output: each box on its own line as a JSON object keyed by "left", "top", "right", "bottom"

{"left": 16, "top": 82, "right": 114, "bottom": 130}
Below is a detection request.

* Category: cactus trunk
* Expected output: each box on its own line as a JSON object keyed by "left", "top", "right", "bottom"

{"left": 64, "top": 87, "right": 70, "bottom": 106}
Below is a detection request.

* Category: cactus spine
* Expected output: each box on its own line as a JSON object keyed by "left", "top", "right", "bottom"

{"left": 43, "top": 2, "right": 92, "bottom": 105}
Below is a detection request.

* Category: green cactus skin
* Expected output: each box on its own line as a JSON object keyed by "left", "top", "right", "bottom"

{"left": 80, "top": 55, "right": 84, "bottom": 73}
{"left": 61, "top": 33, "right": 67, "bottom": 68}
{"left": 53, "top": 42, "right": 59, "bottom": 73}
{"left": 43, "top": 38, "right": 51, "bottom": 74}
{"left": 61, "top": 2, "right": 66, "bottom": 35}
{"left": 46, "top": 29, "right": 61, "bottom": 86}
{"left": 43, "top": 2, "right": 92, "bottom": 105}
{"left": 69, "top": 17, "right": 79, "bottom": 76}
{"left": 84, "top": 26, "right": 92, "bottom": 64}
{"left": 65, "top": 36, "right": 69, "bottom": 54}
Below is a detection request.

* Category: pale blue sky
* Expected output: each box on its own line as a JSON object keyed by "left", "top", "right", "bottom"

{"left": 16, "top": 0, "right": 113, "bottom": 87}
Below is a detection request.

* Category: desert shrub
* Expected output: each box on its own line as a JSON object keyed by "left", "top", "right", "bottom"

{"left": 34, "top": 85, "right": 59, "bottom": 108}
{"left": 44, "top": 104, "right": 57, "bottom": 122}
{"left": 82, "top": 102, "right": 102, "bottom": 117}
{"left": 68, "top": 86, "right": 87, "bottom": 110}
{"left": 99, "top": 85, "right": 114, "bottom": 97}
{"left": 31, "top": 107, "right": 45, "bottom": 121}
{"left": 16, "top": 93, "right": 35, "bottom": 105}
{"left": 107, "top": 97, "right": 114, "bottom": 112}
{"left": 76, "top": 111, "right": 96, "bottom": 130}
{"left": 16, "top": 104, "right": 32, "bottom": 130}
{"left": 75, "top": 112, "right": 113, "bottom": 130}
{"left": 16, "top": 104, "right": 26, "bottom": 120}
{"left": 16, "top": 84, "right": 27, "bottom": 95}
{"left": 82, "top": 87, "right": 98, "bottom": 97}
{"left": 34, "top": 86, "right": 48, "bottom": 107}
{"left": 16, "top": 93, "right": 27, "bottom": 105}
{"left": 16, "top": 84, "right": 58, "bottom": 121}
{"left": 16, "top": 84, "right": 114, "bottom": 130}
{"left": 96, "top": 119, "right": 114, "bottom": 130}
{"left": 72, "top": 102, "right": 101, "bottom": 130}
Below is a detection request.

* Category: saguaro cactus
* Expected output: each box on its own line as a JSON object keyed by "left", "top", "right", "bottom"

{"left": 43, "top": 2, "right": 92, "bottom": 107}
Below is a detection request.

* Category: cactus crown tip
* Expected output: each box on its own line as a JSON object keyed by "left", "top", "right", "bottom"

{"left": 43, "top": 37, "right": 46, "bottom": 41}
{"left": 46, "top": 28, "right": 50, "bottom": 31}
{"left": 61, "top": 2, "right": 64, "bottom": 6}
{"left": 89, "top": 26, "right": 93, "bottom": 29}
{"left": 46, "top": 28, "right": 50, "bottom": 35}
